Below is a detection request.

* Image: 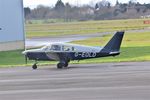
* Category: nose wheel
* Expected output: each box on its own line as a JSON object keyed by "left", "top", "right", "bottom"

{"left": 32, "top": 64, "right": 37, "bottom": 69}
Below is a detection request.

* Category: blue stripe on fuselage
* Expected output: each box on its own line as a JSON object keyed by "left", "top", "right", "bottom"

{"left": 26, "top": 51, "right": 119, "bottom": 61}
{"left": 26, "top": 52, "right": 52, "bottom": 61}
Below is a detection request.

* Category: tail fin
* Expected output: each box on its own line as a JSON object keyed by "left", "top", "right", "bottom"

{"left": 102, "top": 31, "right": 124, "bottom": 52}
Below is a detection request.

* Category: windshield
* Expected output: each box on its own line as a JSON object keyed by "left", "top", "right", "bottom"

{"left": 41, "top": 46, "right": 49, "bottom": 50}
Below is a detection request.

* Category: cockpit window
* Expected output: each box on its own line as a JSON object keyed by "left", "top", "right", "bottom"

{"left": 62, "top": 46, "right": 74, "bottom": 51}
{"left": 50, "top": 45, "right": 61, "bottom": 51}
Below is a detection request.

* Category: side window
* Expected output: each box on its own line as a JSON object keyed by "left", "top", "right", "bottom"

{"left": 50, "top": 45, "right": 61, "bottom": 51}
{"left": 63, "top": 46, "right": 74, "bottom": 51}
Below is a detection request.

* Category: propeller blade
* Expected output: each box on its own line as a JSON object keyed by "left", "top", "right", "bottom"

{"left": 25, "top": 55, "right": 27, "bottom": 64}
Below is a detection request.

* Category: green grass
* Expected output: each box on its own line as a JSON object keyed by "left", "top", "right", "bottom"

{"left": 26, "top": 19, "right": 77, "bottom": 24}
{"left": 0, "top": 50, "right": 25, "bottom": 67}
{"left": 26, "top": 18, "right": 150, "bottom": 38}
{"left": 0, "top": 50, "right": 57, "bottom": 67}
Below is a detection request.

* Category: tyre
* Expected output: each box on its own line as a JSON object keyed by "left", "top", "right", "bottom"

{"left": 64, "top": 63, "right": 68, "bottom": 68}
{"left": 32, "top": 64, "right": 37, "bottom": 69}
{"left": 57, "top": 63, "right": 63, "bottom": 69}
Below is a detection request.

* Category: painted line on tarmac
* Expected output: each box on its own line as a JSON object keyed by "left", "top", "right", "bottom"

{"left": 0, "top": 86, "right": 149, "bottom": 95}
{"left": 0, "top": 75, "right": 112, "bottom": 83}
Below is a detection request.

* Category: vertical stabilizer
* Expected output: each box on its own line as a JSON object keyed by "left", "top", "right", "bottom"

{"left": 102, "top": 31, "right": 124, "bottom": 52}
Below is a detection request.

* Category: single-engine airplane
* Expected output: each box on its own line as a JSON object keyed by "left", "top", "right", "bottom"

{"left": 22, "top": 31, "right": 124, "bottom": 69}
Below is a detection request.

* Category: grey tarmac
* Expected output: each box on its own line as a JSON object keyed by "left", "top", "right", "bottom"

{"left": 0, "top": 62, "right": 150, "bottom": 100}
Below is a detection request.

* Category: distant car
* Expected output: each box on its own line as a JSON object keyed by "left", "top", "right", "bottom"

{"left": 23, "top": 31, "right": 125, "bottom": 69}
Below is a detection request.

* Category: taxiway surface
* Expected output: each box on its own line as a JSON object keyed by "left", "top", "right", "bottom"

{"left": 26, "top": 28, "right": 150, "bottom": 48}
{"left": 0, "top": 62, "right": 150, "bottom": 100}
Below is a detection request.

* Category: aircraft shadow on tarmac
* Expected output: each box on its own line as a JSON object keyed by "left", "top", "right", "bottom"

{"left": 36, "top": 64, "right": 118, "bottom": 71}
{"left": 34, "top": 62, "right": 132, "bottom": 72}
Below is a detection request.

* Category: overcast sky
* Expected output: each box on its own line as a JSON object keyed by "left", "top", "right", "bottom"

{"left": 24, "top": 0, "right": 150, "bottom": 8}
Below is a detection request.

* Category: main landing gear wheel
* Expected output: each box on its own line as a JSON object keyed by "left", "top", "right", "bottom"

{"left": 57, "top": 63, "right": 64, "bottom": 69}
{"left": 64, "top": 63, "right": 68, "bottom": 68}
{"left": 57, "top": 62, "right": 69, "bottom": 69}
{"left": 32, "top": 64, "right": 37, "bottom": 70}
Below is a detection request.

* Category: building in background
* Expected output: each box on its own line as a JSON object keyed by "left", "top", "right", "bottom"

{"left": 0, "top": 0, "right": 25, "bottom": 51}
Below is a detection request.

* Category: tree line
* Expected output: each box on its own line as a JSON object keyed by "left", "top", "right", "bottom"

{"left": 24, "top": 0, "right": 150, "bottom": 22}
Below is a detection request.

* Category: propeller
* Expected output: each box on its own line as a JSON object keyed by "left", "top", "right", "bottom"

{"left": 25, "top": 54, "right": 28, "bottom": 64}
{"left": 24, "top": 43, "right": 28, "bottom": 64}
{"left": 24, "top": 31, "right": 27, "bottom": 65}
